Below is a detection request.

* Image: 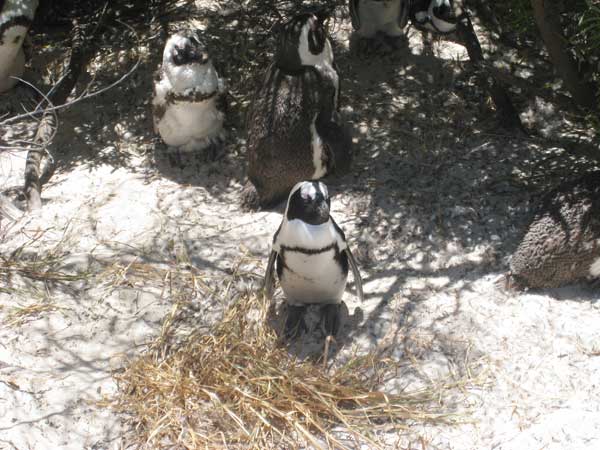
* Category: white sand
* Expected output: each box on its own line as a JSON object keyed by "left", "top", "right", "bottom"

{"left": 1, "top": 5, "right": 599, "bottom": 449}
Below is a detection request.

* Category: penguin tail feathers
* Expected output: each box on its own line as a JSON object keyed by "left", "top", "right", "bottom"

{"left": 240, "top": 181, "right": 261, "bottom": 211}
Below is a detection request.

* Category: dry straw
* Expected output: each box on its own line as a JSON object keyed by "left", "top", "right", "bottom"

{"left": 114, "top": 280, "right": 470, "bottom": 449}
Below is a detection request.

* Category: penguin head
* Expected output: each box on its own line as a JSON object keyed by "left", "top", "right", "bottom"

{"left": 274, "top": 10, "right": 332, "bottom": 73}
{"left": 286, "top": 181, "right": 331, "bottom": 226}
{"left": 429, "top": 0, "right": 457, "bottom": 33}
{"left": 163, "top": 30, "right": 210, "bottom": 67}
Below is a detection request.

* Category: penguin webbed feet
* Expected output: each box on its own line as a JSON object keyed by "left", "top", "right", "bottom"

{"left": 380, "top": 33, "right": 407, "bottom": 50}
{"left": 284, "top": 305, "right": 307, "bottom": 339}
{"left": 322, "top": 303, "right": 340, "bottom": 338}
{"left": 284, "top": 303, "right": 342, "bottom": 340}
{"left": 167, "top": 149, "right": 185, "bottom": 169}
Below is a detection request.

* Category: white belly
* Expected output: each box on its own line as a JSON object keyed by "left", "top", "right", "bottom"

{"left": 279, "top": 249, "right": 347, "bottom": 305}
{"left": 310, "top": 114, "right": 327, "bottom": 179}
{"left": 0, "top": 25, "right": 27, "bottom": 92}
{"left": 157, "top": 99, "right": 223, "bottom": 150}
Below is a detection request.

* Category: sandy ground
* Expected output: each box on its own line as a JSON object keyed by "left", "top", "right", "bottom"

{"left": 1, "top": 2, "right": 600, "bottom": 449}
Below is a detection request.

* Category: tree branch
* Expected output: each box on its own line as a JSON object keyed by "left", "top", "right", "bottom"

{"left": 24, "top": 15, "right": 96, "bottom": 210}
{"left": 530, "top": 0, "right": 597, "bottom": 110}
{"left": 455, "top": 11, "right": 523, "bottom": 130}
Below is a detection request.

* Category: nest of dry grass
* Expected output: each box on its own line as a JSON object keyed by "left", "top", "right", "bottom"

{"left": 114, "top": 282, "right": 470, "bottom": 449}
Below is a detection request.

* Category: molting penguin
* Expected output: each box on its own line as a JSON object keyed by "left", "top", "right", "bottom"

{"left": 411, "top": 0, "right": 458, "bottom": 34}
{"left": 264, "top": 181, "right": 364, "bottom": 338}
{"left": 509, "top": 171, "right": 600, "bottom": 289}
{"left": 349, "top": 0, "right": 411, "bottom": 39}
{"left": 152, "top": 30, "right": 226, "bottom": 164}
{"left": 244, "top": 11, "right": 353, "bottom": 209}
{"left": 0, "top": 0, "right": 38, "bottom": 93}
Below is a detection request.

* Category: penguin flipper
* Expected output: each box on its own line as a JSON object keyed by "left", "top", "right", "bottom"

{"left": 345, "top": 246, "right": 364, "bottom": 302}
{"left": 349, "top": 0, "right": 361, "bottom": 30}
{"left": 397, "top": 0, "right": 410, "bottom": 29}
{"left": 264, "top": 250, "right": 277, "bottom": 300}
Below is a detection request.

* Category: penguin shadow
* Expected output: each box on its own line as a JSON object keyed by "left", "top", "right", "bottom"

{"left": 151, "top": 130, "right": 245, "bottom": 197}
{"left": 348, "top": 31, "right": 410, "bottom": 59}
{"left": 267, "top": 300, "right": 365, "bottom": 362}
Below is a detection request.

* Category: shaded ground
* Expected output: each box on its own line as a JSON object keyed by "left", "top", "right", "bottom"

{"left": 1, "top": 0, "right": 599, "bottom": 449}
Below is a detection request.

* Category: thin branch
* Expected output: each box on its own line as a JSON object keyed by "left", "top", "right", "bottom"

{"left": 0, "top": 20, "right": 141, "bottom": 127}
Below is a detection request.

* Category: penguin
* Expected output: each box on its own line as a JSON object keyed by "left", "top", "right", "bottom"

{"left": 152, "top": 30, "right": 226, "bottom": 165}
{"left": 0, "top": 0, "right": 38, "bottom": 93}
{"left": 509, "top": 171, "right": 600, "bottom": 289}
{"left": 411, "top": 0, "right": 458, "bottom": 34}
{"left": 264, "top": 181, "right": 364, "bottom": 338}
{"left": 244, "top": 11, "right": 353, "bottom": 209}
{"left": 349, "top": 0, "right": 411, "bottom": 39}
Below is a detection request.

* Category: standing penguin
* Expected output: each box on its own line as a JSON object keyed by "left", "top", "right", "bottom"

{"left": 244, "top": 11, "right": 352, "bottom": 209}
{"left": 264, "top": 181, "right": 364, "bottom": 338}
{"left": 348, "top": 0, "right": 458, "bottom": 40}
{"left": 509, "top": 171, "right": 600, "bottom": 289}
{"left": 349, "top": 0, "right": 411, "bottom": 39}
{"left": 152, "top": 30, "right": 226, "bottom": 164}
{"left": 0, "top": 0, "right": 38, "bottom": 93}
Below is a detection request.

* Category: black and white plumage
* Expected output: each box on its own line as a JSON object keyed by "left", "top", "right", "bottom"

{"left": 152, "top": 30, "right": 226, "bottom": 158}
{"left": 349, "top": 0, "right": 410, "bottom": 38}
{"left": 244, "top": 11, "right": 352, "bottom": 209}
{"left": 264, "top": 181, "right": 364, "bottom": 337}
{"left": 0, "top": 0, "right": 38, "bottom": 93}
{"left": 411, "top": 0, "right": 458, "bottom": 34}
{"left": 348, "top": 0, "right": 458, "bottom": 38}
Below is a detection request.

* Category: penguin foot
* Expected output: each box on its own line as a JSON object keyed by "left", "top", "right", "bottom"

{"left": 204, "top": 142, "right": 219, "bottom": 162}
{"left": 285, "top": 305, "right": 307, "bottom": 339}
{"left": 322, "top": 304, "right": 340, "bottom": 337}
{"left": 381, "top": 33, "right": 407, "bottom": 50}
{"left": 167, "top": 149, "right": 186, "bottom": 169}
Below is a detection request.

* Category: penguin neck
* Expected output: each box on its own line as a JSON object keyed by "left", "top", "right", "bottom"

{"left": 166, "top": 62, "right": 218, "bottom": 94}
{"left": 299, "top": 37, "right": 336, "bottom": 76}
{"left": 298, "top": 38, "right": 339, "bottom": 106}
{"left": 279, "top": 218, "right": 335, "bottom": 250}
{"left": 274, "top": 62, "right": 307, "bottom": 77}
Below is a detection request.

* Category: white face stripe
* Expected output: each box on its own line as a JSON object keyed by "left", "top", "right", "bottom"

{"left": 320, "top": 182, "right": 328, "bottom": 199}
{"left": 284, "top": 181, "right": 306, "bottom": 219}
{"left": 296, "top": 16, "right": 339, "bottom": 107}
{"left": 298, "top": 19, "right": 334, "bottom": 67}
{"left": 300, "top": 182, "right": 317, "bottom": 199}
{"left": 590, "top": 257, "right": 600, "bottom": 278}
{"left": 163, "top": 34, "right": 185, "bottom": 63}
